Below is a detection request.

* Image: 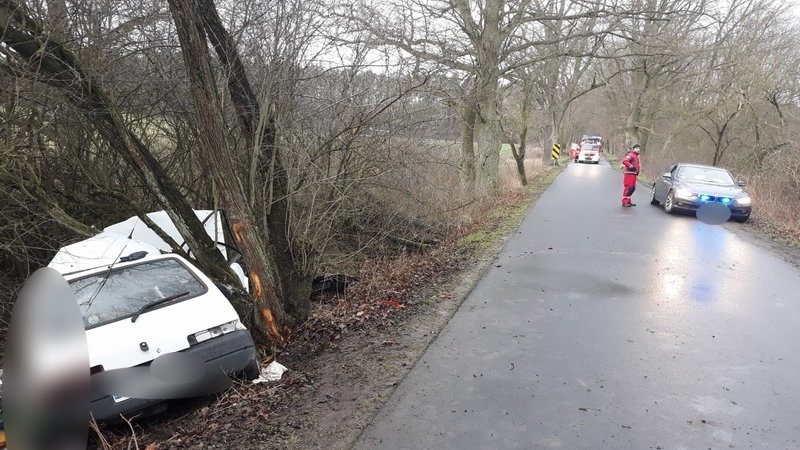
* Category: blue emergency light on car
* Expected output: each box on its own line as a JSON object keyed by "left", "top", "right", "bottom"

{"left": 699, "top": 194, "right": 713, "bottom": 202}
{"left": 718, "top": 197, "right": 733, "bottom": 204}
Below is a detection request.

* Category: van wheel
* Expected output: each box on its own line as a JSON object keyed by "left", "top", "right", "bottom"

{"left": 241, "top": 357, "right": 261, "bottom": 380}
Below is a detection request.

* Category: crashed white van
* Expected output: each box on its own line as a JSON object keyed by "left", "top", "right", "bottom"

{"left": 48, "top": 210, "right": 259, "bottom": 420}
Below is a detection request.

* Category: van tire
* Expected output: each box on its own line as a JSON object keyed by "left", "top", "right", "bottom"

{"left": 241, "top": 357, "right": 261, "bottom": 380}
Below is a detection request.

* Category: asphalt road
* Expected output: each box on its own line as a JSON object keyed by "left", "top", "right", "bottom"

{"left": 354, "top": 156, "right": 800, "bottom": 449}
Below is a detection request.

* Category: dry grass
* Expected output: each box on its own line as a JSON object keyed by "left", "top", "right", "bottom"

{"left": 498, "top": 153, "right": 545, "bottom": 192}
{"left": 351, "top": 141, "right": 545, "bottom": 240}
{"left": 741, "top": 172, "right": 800, "bottom": 244}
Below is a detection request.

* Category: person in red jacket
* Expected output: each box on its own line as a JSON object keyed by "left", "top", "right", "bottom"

{"left": 621, "top": 144, "right": 641, "bottom": 207}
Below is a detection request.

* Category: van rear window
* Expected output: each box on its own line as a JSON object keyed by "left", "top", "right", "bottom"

{"left": 70, "top": 258, "right": 206, "bottom": 329}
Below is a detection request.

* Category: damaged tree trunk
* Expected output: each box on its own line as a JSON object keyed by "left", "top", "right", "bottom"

{"left": 198, "top": 0, "right": 312, "bottom": 325}
{"left": 167, "top": 0, "right": 289, "bottom": 346}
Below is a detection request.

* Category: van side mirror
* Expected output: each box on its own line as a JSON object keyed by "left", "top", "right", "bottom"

{"left": 737, "top": 180, "right": 746, "bottom": 187}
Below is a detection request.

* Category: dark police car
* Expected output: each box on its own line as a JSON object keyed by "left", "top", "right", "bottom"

{"left": 649, "top": 163, "right": 752, "bottom": 222}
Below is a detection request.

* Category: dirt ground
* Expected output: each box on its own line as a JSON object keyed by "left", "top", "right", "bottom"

{"left": 102, "top": 270, "right": 487, "bottom": 450}
{"left": 93, "top": 233, "right": 513, "bottom": 450}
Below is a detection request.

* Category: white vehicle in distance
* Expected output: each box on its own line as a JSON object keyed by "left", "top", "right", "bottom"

{"left": 48, "top": 210, "right": 259, "bottom": 421}
{"left": 577, "top": 143, "right": 601, "bottom": 164}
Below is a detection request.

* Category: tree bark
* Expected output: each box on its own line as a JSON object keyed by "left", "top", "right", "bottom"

{"left": 167, "top": 0, "right": 289, "bottom": 346}
{"left": 459, "top": 106, "right": 477, "bottom": 186}
{"left": 469, "top": 0, "right": 504, "bottom": 190}
{"left": 624, "top": 99, "right": 649, "bottom": 151}
{"left": 509, "top": 141, "right": 527, "bottom": 186}
{"left": 512, "top": 127, "right": 528, "bottom": 186}
{"left": 474, "top": 81, "right": 501, "bottom": 189}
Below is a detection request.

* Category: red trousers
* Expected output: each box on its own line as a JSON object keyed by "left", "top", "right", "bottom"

{"left": 622, "top": 173, "right": 637, "bottom": 205}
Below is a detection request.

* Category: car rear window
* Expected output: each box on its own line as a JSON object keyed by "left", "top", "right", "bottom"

{"left": 70, "top": 258, "right": 207, "bottom": 329}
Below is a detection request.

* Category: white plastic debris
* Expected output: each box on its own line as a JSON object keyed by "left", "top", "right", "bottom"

{"left": 252, "top": 360, "right": 288, "bottom": 384}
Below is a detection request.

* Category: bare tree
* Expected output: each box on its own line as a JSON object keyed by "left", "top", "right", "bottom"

{"left": 0, "top": 0, "right": 242, "bottom": 288}
{"left": 338, "top": 0, "right": 546, "bottom": 188}
{"left": 603, "top": 0, "right": 706, "bottom": 153}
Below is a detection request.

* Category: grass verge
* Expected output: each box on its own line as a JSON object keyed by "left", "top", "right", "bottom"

{"left": 459, "top": 164, "right": 565, "bottom": 253}
{"left": 740, "top": 217, "right": 800, "bottom": 249}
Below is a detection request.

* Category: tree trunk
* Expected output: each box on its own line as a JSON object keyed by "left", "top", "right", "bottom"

{"left": 625, "top": 101, "right": 650, "bottom": 152}
{"left": 515, "top": 80, "right": 532, "bottom": 185}
{"left": 510, "top": 139, "right": 527, "bottom": 186}
{"left": 198, "top": 0, "right": 312, "bottom": 325}
{"left": 624, "top": 67, "right": 653, "bottom": 153}
{"left": 167, "top": 0, "right": 288, "bottom": 346}
{"left": 474, "top": 81, "right": 501, "bottom": 189}
{"left": 711, "top": 123, "right": 728, "bottom": 166}
{"left": 459, "top": 106, "right": 477, "bottom": 186}
{"left": 472, "top": 0, "right": 502, "bottom": 190}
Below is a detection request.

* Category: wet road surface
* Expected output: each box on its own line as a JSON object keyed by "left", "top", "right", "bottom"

{"left": 355, "top": 157, "right": 800, "bottom": 449}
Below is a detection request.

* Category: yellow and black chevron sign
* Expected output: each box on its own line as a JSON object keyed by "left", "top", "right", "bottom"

{"left": 551, "top": 143, "right": 561, "bottom": 160}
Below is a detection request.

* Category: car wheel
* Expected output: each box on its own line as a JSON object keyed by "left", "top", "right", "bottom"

{"left": 732, "top": 215, "right": 750, "bottom": 223}
{"left": 664, "top": 190, "right": 676, "bottom": 214}
{"left": 649, "top": 185, "right": 659, "bottom": 205}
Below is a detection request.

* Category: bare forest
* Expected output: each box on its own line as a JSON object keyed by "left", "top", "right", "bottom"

{"left": 2, "top": 0, "right": 800, "bottom": 441}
